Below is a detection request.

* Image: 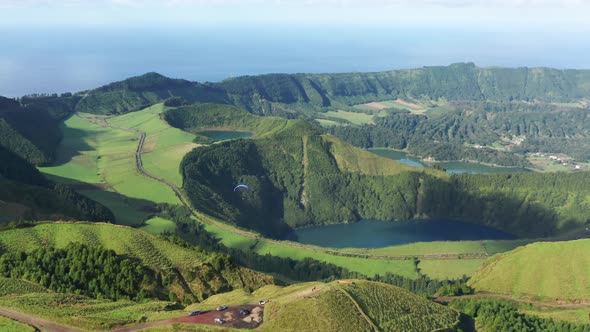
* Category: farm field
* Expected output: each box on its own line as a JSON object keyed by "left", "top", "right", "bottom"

{"left": 418, "top": 259, "right": 486, "bottom": 280}
{"left": 107, "top": 103, "right": 199, "bottom": 187}
{"left": 38, "top": 111, "right": 179, "bottom": 226}
{"left": 322, "top": 110, "right": 374, "bottom": 124}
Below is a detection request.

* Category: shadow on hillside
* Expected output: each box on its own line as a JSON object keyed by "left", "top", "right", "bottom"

{"left": 45, "top": 173, "right": 159, "bottom": 226}
{"left": 51, "top": 124, "right": 99, "bottom": 166}
{"left": 419, "top": 175, "right": 565, "bottom": 238}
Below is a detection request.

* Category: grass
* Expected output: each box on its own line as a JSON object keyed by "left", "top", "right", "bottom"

{"left": 202, "top": 221, "right": 418, "bottom": 279}
{"left": 469, "top": 239, "right": 590, "bottom": 301}
{"left": 418, "top": 259, "right": 487, "bottom": 280}
{"left": 39, "top": 111, "right": 179, "bottom": 226}
{"left": 107, "top": 103, "right": 199, "bottom": 187}
{"left": 520, "top": 305, "right": 590, "bottom": 324}
{"left": 343, "top": 280, "right": 460, "bottom": 331}
{"left": 140, "top": 217, "right": 177, "bottom": 235}
{"left": 193, "top": 280, "right": 460, "bottom": 332}
{"left": 0, "top": 316, "right": 36, "bottom": 332}
{"left": 322, "top": 110, "right": 374, "bottom": 125}
{"left": 322, "top": 134, "right": 433, "bottom": 176}
{"left": 0, "top": 277, "right": 48, "bottom": 296}
{"left": 315, "top": 119, "right": 342, "bottom": 127}
{"left": 0, "top": 292, "right": 182, "bottom": 331}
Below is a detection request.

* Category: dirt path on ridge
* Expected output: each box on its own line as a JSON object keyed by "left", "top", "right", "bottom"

{"left": 0, "top": 306, "right": 82, "bottom": 332}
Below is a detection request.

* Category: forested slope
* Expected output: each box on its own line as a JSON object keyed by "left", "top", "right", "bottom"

{"left": 177, "top": 107, "right": 590, "bottom": 239}
{"left": 0, "top": 222, "right": 274, "bottom": 302}
{"left": 0, "top": 96, "right": 63, "bottom": 165}
{"left": 0, "top": 145, "right": 114, "bottom": 223}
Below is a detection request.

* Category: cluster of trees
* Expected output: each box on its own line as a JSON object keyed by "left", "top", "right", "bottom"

{"left": 450, "top": 299, "right": 590, "bottom": 332}
{"left": 0, "top": 243, "right": 157, "bottom": 301}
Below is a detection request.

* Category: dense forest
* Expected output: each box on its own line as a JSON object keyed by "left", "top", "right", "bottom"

{"left": 179, "top": 119, "right": 590, "bottom": 239}
{"left": 0, "top": 243, "right": 158, "bottom": 301}
{"left": 450, "top": 299, "right": 590, "bottom": 332}
{"left": 328, "top": 106, "right": 590, "bottom": 164}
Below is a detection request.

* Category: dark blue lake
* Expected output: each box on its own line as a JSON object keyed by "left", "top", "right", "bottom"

{"left": 198, "top": 130, "right": 252, "bottom": 141}
{"left": 290, "top": 219, "right": 514, "bottom": 248}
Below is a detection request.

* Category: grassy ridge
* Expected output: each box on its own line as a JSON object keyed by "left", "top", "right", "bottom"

{"left": 343, "top": 280, "right": 460, "bottom": 331}
{"left": 0, "top": 223, "right": 273, "bottom": 302}
{"left": 469, "top": 239, "right": 590, "bottom": 301}
{"left": 0, "top": 293, "right": 181, "bottom": 331}
{"left": 196, "top": 280, "right": 460, "bottom": 332}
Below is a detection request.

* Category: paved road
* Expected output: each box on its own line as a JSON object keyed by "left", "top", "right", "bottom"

{"left": 0, "top": 306, "right": 82, "bottom": 332}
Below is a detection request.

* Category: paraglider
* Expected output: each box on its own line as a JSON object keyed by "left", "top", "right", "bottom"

{"left": 233, "top": 184, "right": 249, "bottom": 192}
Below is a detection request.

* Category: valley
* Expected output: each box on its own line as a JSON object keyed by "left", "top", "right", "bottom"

{"left": 1, "top": 65, "right": 590, "bottom": 331}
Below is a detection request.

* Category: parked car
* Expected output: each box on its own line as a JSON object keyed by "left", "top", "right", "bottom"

{"left": 214, "top": 318, "right": 226, "bottom": 324}
{"left": 189, "top": 310, "right": 202, "bottom": 316}
{"left": 239, "top": 308, "right": 250, "bottom": 316}
{"left": 216, "top": 305, "right": 228, "bottom": 311}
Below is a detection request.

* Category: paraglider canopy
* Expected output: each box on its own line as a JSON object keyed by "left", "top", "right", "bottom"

{"left": 233, "top": 184, "right": 249, "bottom": 192}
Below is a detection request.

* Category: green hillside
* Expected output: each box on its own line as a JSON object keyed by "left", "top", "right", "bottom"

{"left": 75, "top": 72, "right": 228, "bottom": 115}
{"left": 469, "top": 239, "right": 590, "bottom": 301}
{"left": 197, "top": 280, "right": 461, "bottom": 332}
{"left": 178, "top": 106, "right": 590, "bottom": 238}
{"left": 219, "top": 63, "right": 590, "bottom": 114}
{"left": 0, "top": 222, "right": 273, "bottom": 302}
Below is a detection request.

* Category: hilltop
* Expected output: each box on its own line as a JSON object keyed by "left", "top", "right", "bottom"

{"left": 8, "top": 64, "right": 590, "bottom": 166}
{"left": 194, "top": 280, "right": 461, "bottom": 332}
{"left": 468, "top": 239, "right": 590, "bottom": 301}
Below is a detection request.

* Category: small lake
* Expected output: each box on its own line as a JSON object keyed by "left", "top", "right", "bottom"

{"left": 369, "top": 148, "right": 529, "bottom": 174}
{"left": 290, "top": 219, "right": 514, "bottom": 248}
{"left": 198, "top": 130, "right": 253, "bottom": 141}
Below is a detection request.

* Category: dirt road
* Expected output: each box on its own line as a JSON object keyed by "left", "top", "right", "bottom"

{"left": 0, "top": 306, "right": 82, "bottom": 332}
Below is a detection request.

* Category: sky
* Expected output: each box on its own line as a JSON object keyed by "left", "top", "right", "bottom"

{"left": 1, "top": 0, "right": 590, "bottom": 30}
{"left": 1, "top": 0, "right": 589, "bottom": 96}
